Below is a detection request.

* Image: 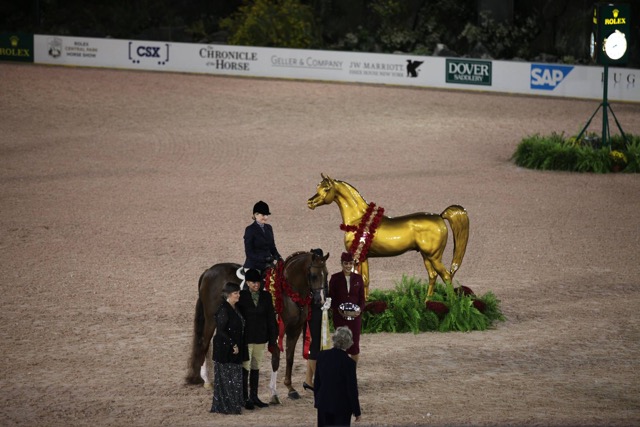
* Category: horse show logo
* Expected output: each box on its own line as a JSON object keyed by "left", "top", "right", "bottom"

{"left": 530, "top": 64, "right": 574, "bottom": 91}
{"left": 128, "top": 41, "right": 170, "bottom": 65}
{"left": 48, "top": 37, "right": 62, "bottom": 58}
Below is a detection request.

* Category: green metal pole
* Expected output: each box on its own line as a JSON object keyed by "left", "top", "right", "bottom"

{"left": 602, "top": 64, "right": 609, "bottom": 148}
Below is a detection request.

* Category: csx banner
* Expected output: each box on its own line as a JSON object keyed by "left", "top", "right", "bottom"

{"left": 0, "top": 32, "right": 33, "bottom": 62}
{"left": 593, "top": 3, "right": 631, "bottom": 65}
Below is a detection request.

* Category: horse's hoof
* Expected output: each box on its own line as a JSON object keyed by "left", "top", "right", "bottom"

{"left": 270, "top": 395, "right": 281, "bottom": 405}
{"left": 288, "top": 390, "right": 301, "bottom": 400}
{"left": 203, "top": 383, "right": 213, "bottom": 390}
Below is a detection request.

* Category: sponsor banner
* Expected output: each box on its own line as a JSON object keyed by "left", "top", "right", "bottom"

{"left": 32, "top": 35, "right": 639, "bottom": 102}
{"left": 36, "top": 35, "right": 121, "bottom": 67}
{"left": 1, "top": 32, "right": 33, "bottom": 62}
{"left": 530, "top": 64, "right": 574, "bottom": 91}
{"left": 446, "top": 59, "right": 492, "bottom": 86}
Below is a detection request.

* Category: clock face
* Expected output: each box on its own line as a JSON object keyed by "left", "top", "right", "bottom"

{"left": 604, "top": 30, "right": 627, "bottom": 60}
{"left": 590, "top": 32, "right": 595, "bottom": 60}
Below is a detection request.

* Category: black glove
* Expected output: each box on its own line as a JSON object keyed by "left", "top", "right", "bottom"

{"left": 265, "top": 256, "right": 274, "bottom": 264}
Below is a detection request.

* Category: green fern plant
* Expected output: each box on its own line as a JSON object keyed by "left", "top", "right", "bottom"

{"left": 360, "top": 276, "right": 504, "bottom": 334}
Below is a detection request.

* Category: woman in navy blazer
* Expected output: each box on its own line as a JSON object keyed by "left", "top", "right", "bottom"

{"left": 314, "top": 327, "right": 362, "bottom": 426}
{"left": 243, "top": 200, "right": 282, "bottom": 273}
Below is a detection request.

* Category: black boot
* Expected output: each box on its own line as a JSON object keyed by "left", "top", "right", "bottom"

{"left": 250, "top": 369, "right": 269, "bottom": 408}
{"left": 243, "top": 368, "right": 254, "bottom": 410}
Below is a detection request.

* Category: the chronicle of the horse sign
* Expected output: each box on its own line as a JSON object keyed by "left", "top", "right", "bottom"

{"left": 307, "top": 173, "right": 469, "bottom": 300}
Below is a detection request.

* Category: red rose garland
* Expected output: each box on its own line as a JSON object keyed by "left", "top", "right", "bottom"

{"left": 339, "top": 202, "right": 385, "bottom": 263}
{"left": 266, "top": 259, "right": 312, "bottom": 319}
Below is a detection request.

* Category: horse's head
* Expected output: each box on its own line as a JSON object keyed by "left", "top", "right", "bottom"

{"left": 308, "top": 249, "right": 330, "bottom": 305}
{"left": 307, "top": 173, "right": 336, "bottom": 210}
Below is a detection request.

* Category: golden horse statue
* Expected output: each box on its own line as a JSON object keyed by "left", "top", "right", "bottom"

{"left": 307, "top": 174, "right": 469, "bottom": 300}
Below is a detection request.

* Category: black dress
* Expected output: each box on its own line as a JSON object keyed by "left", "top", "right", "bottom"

{"left": 210, "top": 301, "right": 246, "bottom": 415}
{"left": 308, "top": 283, "right": 329, "bottom": 360}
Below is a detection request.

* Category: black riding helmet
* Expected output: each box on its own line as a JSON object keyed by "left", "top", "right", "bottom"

{"left": 253, "top": 200, "right": 270, "bottom": 215}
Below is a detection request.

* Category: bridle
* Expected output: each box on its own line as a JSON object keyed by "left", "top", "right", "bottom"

{"left": 308, "top": 255, "right": 328, "bottom": 302}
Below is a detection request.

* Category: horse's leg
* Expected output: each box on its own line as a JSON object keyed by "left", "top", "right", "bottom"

{"left": 424, "top": 256, "right": 452, "bottom": 298}
{"left": 200, "top": 318, "right": 216, "bottom": 389}
{"left": 284, "top": 321, "right": 303, "bottom": 399}
{"left": 186, "top": 295, "right": 206, "bottom": 384}
{"left": 422, "top": 256, "right": 439, "bottom": 300}
{"left": 269, "top": 346, "right": 281, "bottom": 404}
{"left": 284, "top": 333, "right": 299, "bottom": 398}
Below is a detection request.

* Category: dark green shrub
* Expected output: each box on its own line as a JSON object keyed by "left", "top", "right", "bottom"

{"left": 513, "top": 132, "right": 639, "bottom": 173}
{"left": 220, "top": 0, "right": 320, "bottom": 48}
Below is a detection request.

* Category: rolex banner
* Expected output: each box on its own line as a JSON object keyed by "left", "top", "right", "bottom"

{"left": 0, "top": 32, "right": 34, "bottom": 62}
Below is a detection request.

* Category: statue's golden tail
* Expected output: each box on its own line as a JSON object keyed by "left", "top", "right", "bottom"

{"left": 441, "top": 205, "right": 469, "bottom": 279}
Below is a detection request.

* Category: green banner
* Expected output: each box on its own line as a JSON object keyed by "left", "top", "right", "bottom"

{"left": 0, "top": 32, "right": 34, "bottom": 62}
{"left": 446, "top": 59, "right": 492, "bottom": 86}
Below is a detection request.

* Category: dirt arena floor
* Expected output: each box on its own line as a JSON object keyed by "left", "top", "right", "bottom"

{"left": 1, "top": 62, "right": 640, "bottom": 426}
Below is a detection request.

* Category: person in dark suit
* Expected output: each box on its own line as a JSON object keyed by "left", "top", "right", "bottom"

{"left": 237, "top": 268, "right": 278, "bottom": 410}
{"left": 329, "top": 252, "right": 366, "bottom": 364}
{"left": 314, "top": 327, "right": 362, "bottom": 426}
{"left": 210, "top": 282, "right": 247, "bottom": 415}
{"left": 243, "top": 200, "right": 282, "bottom": 275}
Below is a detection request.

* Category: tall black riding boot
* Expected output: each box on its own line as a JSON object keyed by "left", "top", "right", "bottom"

{"left": 250, "top": 369, "right": 269, "bottom": 408}
{"left": 243, "top": 368, "right": 254, "bottom": 410}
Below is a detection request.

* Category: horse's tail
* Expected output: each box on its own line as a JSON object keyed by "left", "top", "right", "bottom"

{"left": 441, "top": 205, "right": 470, "bottom": 280}
{"left": 185, "top": 271, "right": 206, "bottom": 384}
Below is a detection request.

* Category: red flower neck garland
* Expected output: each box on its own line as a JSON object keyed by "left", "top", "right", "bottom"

{"left": 339, "top": 202, "right": 385, "bottom": 262}
{"left": 266, "top": 260, "right": 312, "bottom": 319}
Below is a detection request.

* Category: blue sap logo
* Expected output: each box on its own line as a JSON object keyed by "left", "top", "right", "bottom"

{"left": 530, "top": 64, "right": 574, "bottom": 90}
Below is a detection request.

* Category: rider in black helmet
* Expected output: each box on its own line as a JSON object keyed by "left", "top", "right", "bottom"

{"left": 243, "top": 200, "right": 282, "bottom": 276}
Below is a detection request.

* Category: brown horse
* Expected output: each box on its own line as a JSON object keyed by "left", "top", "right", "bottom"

{"left": 307, "top": 174, "right": 469, "bottom": 300}
{"left": 185, "top": 250, "right": 329, "bottom": 401}
{"left": 271, "top": 250, "right": 329, "bottom": 399}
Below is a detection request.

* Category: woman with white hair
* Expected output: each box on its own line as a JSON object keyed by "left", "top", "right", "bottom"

{"left": 313, "top": 327, "right": 362, "bottom": 426}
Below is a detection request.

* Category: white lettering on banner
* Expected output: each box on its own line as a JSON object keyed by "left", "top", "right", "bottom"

{"left": 452, "top": 74, "right": 484, "bottom": 82}
{"left": 531, "top": 68, "right": 565, "bottom": 87}
{"left": 448, "top": 62, "right": 489, "bottom": 76}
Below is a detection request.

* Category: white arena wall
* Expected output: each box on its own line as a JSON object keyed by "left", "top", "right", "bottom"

{"left": 34, "top": 34, "right": 639, "bottom": 103}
